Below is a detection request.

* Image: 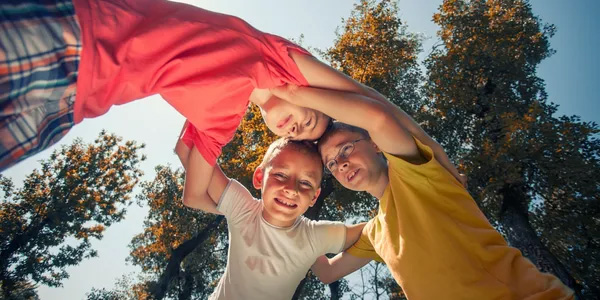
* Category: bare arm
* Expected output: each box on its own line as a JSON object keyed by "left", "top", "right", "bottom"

{"left": 310, "top": 222, "right": 368, "bottom": 284}
{"left": 175, "top": 123, "right": 227, "bottom": 214}
{"left": 343, "top": 222, "right": 367, "bottom": 250}
{"left": 175, "top": 121, "right": 191, "bottom": 167}
{"left": 311, "top": 252, "right": 372, "bottom": 284}
{"left": 176, "top": 145, "right": 222, "bottom": 214}
{"left": 272, "top": 86, "right": 423, "bottom": 163}
{"left": 290, "top": 52, "right": 387, "bottom": 103}
{"left": 289, "top": 53, "right": 466, "bottom": 186}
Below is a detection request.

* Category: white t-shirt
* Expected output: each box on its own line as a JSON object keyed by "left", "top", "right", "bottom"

{"left": 209, "top": 180, "right": 346, "bottom": 300}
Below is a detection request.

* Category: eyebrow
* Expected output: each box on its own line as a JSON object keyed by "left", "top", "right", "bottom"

{"left": 273, "top": 164, "right": 319, "bottom": 182}
{"left": 303, "top": 171, "right": 319, "bottom": 181}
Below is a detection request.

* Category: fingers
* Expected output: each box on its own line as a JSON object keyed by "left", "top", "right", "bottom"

{"left": 270, "top": 84, "right": 299, "bottom": 100}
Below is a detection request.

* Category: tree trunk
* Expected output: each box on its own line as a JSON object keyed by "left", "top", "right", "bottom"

{"left": 499, "top": 185, "right": 581, "bottom": 298}
{"left": 178, "top": 270, "right": 193, "bottom": 300}
{"left": 328, "top": 281, "right": 341, "bottom": 300}
{"left": 292, "top": 177, "right": 334, "bottom": 299}
{"left": 1, "top": 277, "right": 14, "bottom": 299}
{"left": 0, "top": 217, "right": 51, "bottom": 293}
{"left": 150, "top": 215, "right": 224, "bottom": 300}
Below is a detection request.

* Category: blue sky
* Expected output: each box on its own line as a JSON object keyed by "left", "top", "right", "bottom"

{"left": 1, "top": 0, "right": 597, "bottom": 299}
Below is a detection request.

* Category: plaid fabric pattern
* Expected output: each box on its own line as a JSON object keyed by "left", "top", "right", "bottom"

{"left": 0, "top": 0, "right": 81, "bottom": 172}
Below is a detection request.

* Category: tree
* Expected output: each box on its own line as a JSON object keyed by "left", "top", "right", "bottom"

{"left": 0, "top": 132, "right": 145, "bottom": 298}
{"left": 85, "top": 273, "right": 150, "bottom": 300}
{"left": 326, "top": 0, "right": 424, "bottom": 117}
{"left": 344, "top": 261, "right": 402, "bottom": 300}
{"left": 0, "top": 280, "right": 39, "bottom": 300}
{"left": 424, "top": 0, "right": 599, "bottom": 297}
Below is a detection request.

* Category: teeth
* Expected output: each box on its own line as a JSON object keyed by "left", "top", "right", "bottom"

{"left": 348, "top": 170, "right": 356, "bottom": 181}
{"left": 276, "top": 198, "right": 296, "bottom": 207}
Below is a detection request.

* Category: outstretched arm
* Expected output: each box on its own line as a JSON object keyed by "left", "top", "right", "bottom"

{"left": 175, "top": 124, "right": 228, "bottom": 215}
{"left": 311, "top": 222, "right": 370, "bottom": 284}
{"left": 311, "top": 253, "right": 372, "bottom": 284}
{"left": 289, "top": 52, "right": 387, "bottom": 103}
{"left": 288, "top": 53, "right": 466, "bottom": 186}
{"left": 175, "top": 121, "right": 192, "bottom": 167}
{"left": 342, "top": 223, "right": 367, "bottom": 250}
{"left": 272, "top": 86, "right": 422, "bottom": 162}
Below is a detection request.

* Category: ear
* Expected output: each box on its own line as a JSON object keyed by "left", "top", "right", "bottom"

{"left": 369, "top": 139, "right": 382, "bottom": 153}
{"left": 309, "top": 188, "right": 321, "bottom": 207}
{"left": 253, "top": 167, "right": 265, "bottom": 190}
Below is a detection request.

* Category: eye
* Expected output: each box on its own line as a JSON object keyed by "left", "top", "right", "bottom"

{"left": 305, "top": 118, "right": 312, "bottom": 127}
{"left": 300, "top": 180, "right": 313, "bottom": 188}
{"left": 340, "top": 144, "right": 353, "bottom": 158}
{"left": 273, "top": 172, "right": 287, "bottom": 179}
{"left": 326, "top": 160, "right": 336, "bottom": 170}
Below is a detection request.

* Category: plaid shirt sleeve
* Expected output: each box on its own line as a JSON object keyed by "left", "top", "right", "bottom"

{"left": 0, "top": 0, "right": 81, "bottom": 171}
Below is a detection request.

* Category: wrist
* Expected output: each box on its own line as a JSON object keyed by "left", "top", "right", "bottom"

{"left": 270, "top": 84, "right": 301, "bottom": 101}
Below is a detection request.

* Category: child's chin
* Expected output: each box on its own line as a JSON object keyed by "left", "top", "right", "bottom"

{"left": 342, "top": 182, "right": 363, "bottom": 192}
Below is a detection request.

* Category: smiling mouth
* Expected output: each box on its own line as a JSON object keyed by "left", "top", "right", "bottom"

{"left": 275, "top": 197, "right": 298, "bottom": 209}
{"left": 277, "top": 115, "right": 292, "bottom": 129}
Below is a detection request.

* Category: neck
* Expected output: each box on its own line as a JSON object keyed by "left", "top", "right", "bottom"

{"left": 261, "top": 210, "right": 296, "bottom": 228}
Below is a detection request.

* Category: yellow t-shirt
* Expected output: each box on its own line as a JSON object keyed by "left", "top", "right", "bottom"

{"left": 347, "top": 137, "right": 573, "bottom": 299}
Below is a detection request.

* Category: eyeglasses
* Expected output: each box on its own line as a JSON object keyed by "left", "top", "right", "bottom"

{"left": 325, "top": 139, "right": 366, "bottom": 173}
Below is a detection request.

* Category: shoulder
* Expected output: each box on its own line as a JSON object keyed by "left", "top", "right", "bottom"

{"left": 217, "top": 179, "right": 261, "bottom": 216}
{"left": 303, "top": 218, "right": 345, "bottom": 228}
{"left": 220, "top": 179, "right": 254, "bottom": 200}
{"left": 303, "top": 218, "right": 346, "bottom": 241}
{"left": 384, "top": 136, "right": 442, "bottom": 179}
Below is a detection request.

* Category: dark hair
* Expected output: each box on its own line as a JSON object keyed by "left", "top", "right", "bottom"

{"left": 259, "top": 137, "right": 324, "bottom": 184}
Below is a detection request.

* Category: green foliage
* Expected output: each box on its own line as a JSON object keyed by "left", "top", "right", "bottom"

{"left": 85, "top": 274, "right": 150, "bottom": 300}
{"left": 326, "top": 0, "right": 424, "bottom": 117}
{"left": 0, "top": 280, "right": 39, "bottom": 300}
{"left": 0, "top": 132, "right": 145, "bottom": 295}
{"left": 86, "top": 288, "right": 122, "bottom": 300}
{"left": 346, "top": 262, "right": 399, "bottom": 300}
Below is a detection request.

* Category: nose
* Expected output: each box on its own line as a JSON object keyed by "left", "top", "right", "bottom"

{"left": 283, "top": 180, "right": 299, "bottom": 196}
{"left": 337, "top": 161, "right": 349, "bottom": 173}
{"left": 288, "top": 123, "right": 298, "bottom": 138}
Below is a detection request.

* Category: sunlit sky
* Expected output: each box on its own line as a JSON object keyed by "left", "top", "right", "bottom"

{"left": 1, "top": 0, "right": 597, "bottom": 299}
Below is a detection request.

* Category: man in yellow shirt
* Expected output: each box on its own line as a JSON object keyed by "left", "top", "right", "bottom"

{"left": 270, "top": 83, "right": 574, "bottom": 299}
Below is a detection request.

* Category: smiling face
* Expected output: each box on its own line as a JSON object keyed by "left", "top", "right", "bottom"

{"left": 318, "top": 129, "right": 387, "bottom": 193}
{"left": 259, "top": 94, "right": 331, "bottom": 141}
{"left": 253, "top": 140, "right": 324, "bottom": 227}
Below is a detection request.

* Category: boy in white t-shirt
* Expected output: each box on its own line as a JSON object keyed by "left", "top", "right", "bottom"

{"left": 175, "top": 124, "right": 364, "bottom": 300}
